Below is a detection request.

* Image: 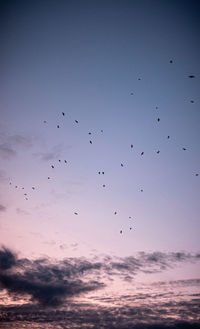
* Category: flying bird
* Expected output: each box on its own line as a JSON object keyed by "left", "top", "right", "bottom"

{"left": 156, "top": 106, "right": 158, "bottom": 109}
{"left": 190, "top": 100, "right": 194, "bottom": 103}
{"left": 101, "top": 130, "right": 103, "bottom": 133}
{"left": 141, "top": 152, "right": 144, "bottom": 156}
{"left": 57, "top": 125, "right": 60, "bottom": 128}
{"left": 157, "top": 118, "right": 160, "bottom": 122}
{"left": 140, "top": 189, "right": 143, "bottom": 192}
{"left": 62, "top": 112, "right": 65, "bottom": 116}
{"left": 74, "top": 212, "right": 78, "bottom": 215}
{"left": 89, "top": 140, "right": 92, "bottom": 144}
{"left": 114, "top": 212, "right": 117, "bottom": 215}
{"left": 98, "top": 171, "right": 101, "bottom": 174}
{"left": 51, "top": 165, "right": 54, "bottom": 169}
{"left": 195, "top": 173, "right": 199, "bottom": 176}
{"left": 121, "top": 163, "right": 124, "bottom": 167}
{"left": 43, "top": 120, "right": 47, "bottom": 123}
{"left": 48, "top": 177, "right": 50, "bottom": 180}
{"left": 188, "top": 75, "right": 195, "bottom": 78}
{"left": 129, "top": 227, "right": 132, "bottom": 230}
{"left": 167, "top": 136, "right": 170, "bottom": 139}
{"left": 64, "top": 160, "right": 67, "bottom": 163}
{"left": 131, "top": 144, "right": 133, "bottom": 148}
{"left": 129, "top": 216, "right": 132, "bottom": 219}
{"left": 58, "top": 159, "right": 61, "bottom": 162}
{"left": 103, "top": 184, "right": 105, "bottom": 188}
{"left": 102, "top": 171, "right": 104, "bottom": 174}
{"left": 75, "top": 120, "right": 78, "bottom": 123}
{"left": 156, "top": 150, "right": 160, "bottom": 154}
{"left": 120, "top": 230, "right": 122, "bottom": 234}
{"left": 182, "top": 148, "right": 187, "bottom": 151}
{"left": 169, "top": 59, "right": 173, "bottom": 63}
{"left": 88, "top": 132, "right": 91, "bottom": 135}
{"left": 32, "top": 187, "right": 35, "bottom": 190}
{"left": 130, "top": 92, "right": 134, "bottom": 95}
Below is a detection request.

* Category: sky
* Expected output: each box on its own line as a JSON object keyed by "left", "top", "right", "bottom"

{"left": 0, "top": 0, "right": 200, "bottom": 328}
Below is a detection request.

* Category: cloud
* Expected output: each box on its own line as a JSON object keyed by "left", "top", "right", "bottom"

{"left": 0, "top": 133, "right": 33, "bottom": 160}
{"left": 0, "top": 204, "right": 6, "bottom": 212}
{"left": 33, "top": 144, "right": 65, "bottom": 162}
{"left": 0, "top": 248, "right": 199, "bottom": 309}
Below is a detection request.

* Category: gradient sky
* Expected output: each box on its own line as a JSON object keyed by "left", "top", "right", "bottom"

{"left": 0, "top": 0, "right": 200, "bottom": 328}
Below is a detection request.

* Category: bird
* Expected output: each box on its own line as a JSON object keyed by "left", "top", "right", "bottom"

{"left": 156, "top": 106, "right": 158, "bottom": 109}
{"left": 129, "top": 227, "right": 132, "bottom": 230}
{"left": 114, "top": 212, "right": 117, "bottom": 215}
{"left": 88, "top": 132, "right": 91, "bottom": 135}
{"left": 121, "top": 163, "right": 124, "bottom": 167}
{"left": 58, "top": 159, "right": 61, "bottom": 162}
{"left": 156, "top": 150, "right": 160, "bottom": 154}
{"left": 141, "top": 152, "right": 144, "bottom": 156}
{"left": 138, "top": 78, "right": 141, "bottom": 80}
{"left": 140, "top": 189, "right": 143, "bottom": 192}
{"left": 51, "top": 165, "right": 54, "bottom": 169}
{"left": 120, "top": 230, "right": 122, "bottom": 234}
{"left": 182, "top": 148, "right": 187, "bottom": 151}
{"left": 188, "top": 75, "right": 195, "bottom": 78}
{"left": 43, "top": 120, "right": 47, "bottom": 123}
{"left": 62, "top": 112, "right": 65, "bottom": 116}
{"left": 22, "top": 187, "right": 24, "bottom": 190}
{"left": 103, "top": 184, "right": 105, "bottom": 187}
{"left": 25, "top": 198, "right": 28, "bottom": 201}
{"left": 130, "top": 92, "right": 134, "bottom": 95}
{"left": 57, "top": 125, "right": 60, "bottom": 128}
{"left": 32, "top": 187, "right": 35, "bottom": 190}
{"left": 89, "top": 140, "right": 92, "bottom": 144}
{"left": 190, "top": 100, "right": 194, "bottom": 103}
{"left": 101, "top": 130, "right": 103, "bottom": 133}
{"left": 129, "top": 216, "right": 132, "bottom": 219}
{"left": 75, "top": 120, "right": 78, "bottom": 123}
{"left": 98, "top": 171, "right": 101, "bottom": 174}
{"left": 9, "top": 182, "right": 12, "bottom": 185}
{"left": 24, "top": 193, "right": 27, "bottom": 196}
{"left": 195, "top": 173, "right": 199, "bottom": 176}
{"left": 169, "top": 59, "right": 173, "bottom": 63}
{"left": 102, "top": 171, "right": 104, "bottom": 174}
{"left": 48, "top": 177, "right": 50, "bottom": 180}
{"left": 131, "top": 144, "right": 133, "bottom": 148}
{"left": 157, "top": 118, "right": 160, "bottom": 122}
{"left": 167, "top": 136, "right": 170, "bottom": 139}
{"left": 15, "top": 186, "right": 18, "bottom": 188}
{"left": 64, "top": 160, "right": 67, "bottom": 163}
{"left": 74, "top": 212, "right": 78, "bottom": 215}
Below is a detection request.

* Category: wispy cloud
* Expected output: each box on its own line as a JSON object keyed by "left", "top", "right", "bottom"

{"left": 0, "top": 133, "right": 33, "bottom": 160}
{"left": 0, "top": 204, "right": 6, "bottom": 212}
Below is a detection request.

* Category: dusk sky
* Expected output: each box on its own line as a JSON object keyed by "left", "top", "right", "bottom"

{"left": 0, "top": 0, "right": 200, "bottom": 328}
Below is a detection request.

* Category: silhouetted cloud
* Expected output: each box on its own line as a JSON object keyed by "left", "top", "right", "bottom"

{"left": 0, "top": 247, "right": 200, "bottom": 309}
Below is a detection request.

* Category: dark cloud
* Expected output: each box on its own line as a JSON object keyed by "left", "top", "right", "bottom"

{"left": 0, "top": 247, "right": 200, "bottom": 309}
{"left": 0, "top": 204, "right": 6, "bottom": 212}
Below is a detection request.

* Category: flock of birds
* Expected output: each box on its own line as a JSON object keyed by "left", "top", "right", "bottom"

{"left": 9, "top": 65, "right": 198, "bottom": 235}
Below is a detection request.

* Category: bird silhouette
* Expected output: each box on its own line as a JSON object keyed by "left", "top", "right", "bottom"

{"left": 129, "top": 227, "right": 132, "bottom": 230}
{"left": 129, "top": 216, "right": 132, "bottom": 219}
{"left": 75, "top": 120, "right": 78, "bottom": 123}
{"left": 182, "top": 148, "right": 187, "bottom": 151}
{"left": 167, "top": 136, "right": 170, "bottom": 139}
{"left": 64, "top": 160, "right": 67, "bottom": 163}
{"left": 74, "top": 212, "right": 78, "bottom": 215}
{"left": 157, "top": 118, "right": 160, "bottom": 122}
{"left": 88, "top": 132, "right": 91, "bottom": 135}
{"left": 156, "top": 150, "right": 160, "bottom": 154}
{"left": 190, "top": 100, "right": 194, "bottom": 103}
{"left": 188, "top": 75, "right": 195, "bottom": 78}
{"left": 57, "top": 125, "right": 60, "bottom": 128}
{"left": 48, "top": 177, "right": 50, "bottom": 180}
{"left": 98, "top": 171, "right": 101, "bottom": 174}
{"left": 140, "top": 189, "right": 143, "bottom": 192}
{"left": 101, "top": 130, "right": 103, "bottom": 133}
{"left": 120, "top": 230, "right": 122, "bottom": 234}
{"left": 44, "top": 120, "right": 47, "bottom": 123}
{"left": 131, "top": 144, "right": 133, "bottom": 148}
{"left": 89, "top": 140, "right": 92, "bottom": 144}
{"left": 195, "top": 174, "right": 199, "bottom": 176}
{"left": 62, "top": 112, "right": 65, "bottom": 116}
{"left": 51, "top": 165, "right": 54, "bottom": 169}
{"left": 32, "top": 187, "right": 35, "bottom": 190}
{"left": 103, "top": 184, "right": 105, "bottom": 187}
{"left": 58, "top": 160, "right": 61, "bottom": 162}
{"left": 130, "top": 92, "right": 134, "bottom": 95}
{"left": 121, "top": 163, "right": 124, "bottom": 167}
{"left": 169, "top": 59, "right": 173, "bottom": 63}
{"left": 156, "top": 106, "right": 158, "bottom": 109}
{"left": 141, "top": 152, "right": 144, "bottom": 156}
{"left": 114, "top": 212, "right": 117, "bottom": 215}
{"left": 102, "top": 171, "right": 104, "bottom": 174}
